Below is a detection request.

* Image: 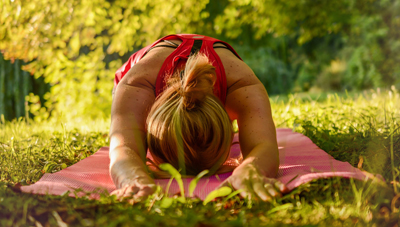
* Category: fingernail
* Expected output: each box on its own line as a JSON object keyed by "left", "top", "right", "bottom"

{"left": 275, "top": 182, "right": 285, "bottom": 191}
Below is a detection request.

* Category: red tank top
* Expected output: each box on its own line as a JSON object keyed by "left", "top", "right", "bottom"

{"left": 114, "top": 34, "right": 242, "bottom": 104}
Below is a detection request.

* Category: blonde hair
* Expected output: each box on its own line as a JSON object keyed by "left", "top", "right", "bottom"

{"left": 146, "top": 53, "right": 233, "bottom": 177}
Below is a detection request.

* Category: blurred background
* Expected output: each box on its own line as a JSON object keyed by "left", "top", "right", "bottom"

{"left": 0, "top": 0, "right": 399, "bottom": 121}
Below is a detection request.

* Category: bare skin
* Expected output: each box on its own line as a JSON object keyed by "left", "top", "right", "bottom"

{"left": 109, "top": 39, "right": 288, "bottom": 201}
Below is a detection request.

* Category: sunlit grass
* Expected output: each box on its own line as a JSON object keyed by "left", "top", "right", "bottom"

{"left": 1, "top": 89, "right": 399, "bottom": 226}
{"left": 0, "top": 118, "right": 110, "bottom": 184}
{"left": 272, "top": 87, "right": 400, "bottom": 181}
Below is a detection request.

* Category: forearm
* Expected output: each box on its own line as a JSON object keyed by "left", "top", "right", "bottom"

{"left": 109, "top": 129, "right": 154, "bottom": 188}
{"left": 235, "top": 142, "right": 279, "bottom": 178}
{"left": 109, "top": 146, "right": 154, "bottom": 188}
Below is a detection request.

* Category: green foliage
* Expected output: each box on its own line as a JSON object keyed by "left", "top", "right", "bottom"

{"left": 0, "top": 53, "right": 50, "bottom": 121}
{"left": 189, "top": 169, "right": 209, "bottom": 197}
{"left": 272, "top": 88, "right": 400, "bottom": 181}
{"left": 1, "top": 0, "right": 400, "bottom": 120}
{"left": 0, "top": 54, "right": 27, "bottom": 120}
{"left": 312, "top": 0, "right": 400, "bottom": 92}
{"left": 0, "top": 0, "right": 211, "bottom": 121}
{"left": 341, "top": 0, "right": 400, "bottom": 90}
{"left": 203, "top": 187, "right": 232, "bottom": 205}
{"left": 2, "top": 178, "right": 395, "bottom": 226}
{"left": 218, "top": 0, "right": 400, "bottom": 94}
{"left": 233, "top": 37, "right": 297, "bottom": 95}
{"left": 159, "top": 163, "right": 185, "bottom": 201}
{"left": 214, "top": 0, "right": 354, "bottom": 44}
{"left": 0, "top": 119, "right": 109, "bottom": 184}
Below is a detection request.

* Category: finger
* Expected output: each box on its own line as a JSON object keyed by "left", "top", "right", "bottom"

{"left": 110, "top": 189, "right": 122, "bottom": 197}
{"left": 116, "top": 187, "right": 129, "bottom": 199}
{"left": 274, "top": 181, "right": 289, "bottom": 194}
{"left": 122, "top": 186, "right": 140, "bottom": 198}
{"left": 127, "top": 198, "right": 137, "bottom": 205}
{"left": 264, "top": 183, "right": 281, "bottom": 198}
{"left": 133, "top": 185, "right": 156, "bottom": 200}
{"left": 113, "top": 187, "right": 139, "bottom": 201}
{"left": 216, "top": 179, "right": 232, "bottom": 189}
{"left": 123, "top": 186, "right": 155, "bottom": 204}
{"left": 239, "top": 189, "right": 252, "bottom": 201}
{"left": 110, "top": 189, "right": 120, "bottom": 196}
{"left": 252, "top": 181, "right": 271, "bottom": 201}
{"left": 263, "top": 178, "right": 288, "bottom": 194}
{"left": 237, "top": 181, "right": 253, "bottom": 200}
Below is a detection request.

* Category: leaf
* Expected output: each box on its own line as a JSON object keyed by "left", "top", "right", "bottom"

{"left": 222, "top": 189, "right": 243, "bottom": 202}
{"left": 159, "top": 197, "right": 173, "bottom": 208}
{"left": 203, "top": 186, "right": 232, "bottom": 205}
{"left": 189, "top": 169, "right": 209, "bottom": 197}
{"left": 43, "top": 161, "right": 57, "bottom": 173}
{"left": 159, "top": 163, "right": 180, "bottom": 179}
{"left": 232, "top": 119, "right": 239, "bottom": 133}
{"left": 159, "top": 163, "right": 185, "bottom": 201}
{"left": 56, "top": 51, "right": 68, "bottom": 63}
{"left": 266, "top": 203, "right": 294, "bottom": 215}
{"left": 176, "top": 197, "right": 186, "bottom": 204}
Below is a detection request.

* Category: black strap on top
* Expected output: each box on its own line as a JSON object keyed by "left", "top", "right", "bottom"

{"left": 213, "top": 42, "right": 241, "bottom": 60}
{"left": 144, "top": 40, "right": 180, "bottom": 56}
{"left": 179, "top": 40, "right": 203, "bottom": 80}
{"left": 190, "top": 40, "right": 203, "bottom": 56}
{"left": 164, "top": 40, "right": 179, "bottom": 47}
{"left": 213, "top": 46, "right": 230, "bottom": 50}
{"left": 146, "top": 44, "right": 177, "bottom": 52}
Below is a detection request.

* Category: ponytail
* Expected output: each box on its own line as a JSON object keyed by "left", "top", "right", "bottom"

{"left": 146, "top": 53, "right": 234, "bottom": 177}
{"left": 179, "top": 54, "right": 216, "bottom": 110}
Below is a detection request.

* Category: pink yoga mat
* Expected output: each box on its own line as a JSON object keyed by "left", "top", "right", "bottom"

{"left": 21, "top": 129, "right": 372, "bottom": 200}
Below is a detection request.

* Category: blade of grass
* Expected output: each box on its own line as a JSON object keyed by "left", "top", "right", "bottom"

{"left": 203, "top": 187, "right": 232, "bottom": 205}
{"left": 159, "top": 163, "right": 185, "bottom": 201}
{"left": 189, "top": 170, "right": 209, "bottom": 197}
{"left": 390, "top": 123, "right": 397, "bottom": 194}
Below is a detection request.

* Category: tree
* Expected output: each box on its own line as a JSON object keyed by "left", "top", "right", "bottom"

{"left": 0, "top": 0, "right": 210, "bottom": 120}
{"left": 1, "top": 0, "right": 399, "bottom": 120}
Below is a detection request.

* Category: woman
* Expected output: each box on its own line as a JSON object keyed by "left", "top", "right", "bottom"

{"left": 109, "top": 34, "right": 288, "bottom": 201}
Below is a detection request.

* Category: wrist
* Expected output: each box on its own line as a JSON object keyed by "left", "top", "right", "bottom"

{"left": 110, "top": 161, "right": 153, "bottom": 188}
{"left": 234, "top": 156, "right": 278, "bottom": 178}
{"left": 232, "top": 160, "right": 259, "bottom": 175}
{"left": 119, "top": 174, "right": 155, "bottom": 188}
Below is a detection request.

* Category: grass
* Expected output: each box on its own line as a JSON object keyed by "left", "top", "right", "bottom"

{"left": 1, "top": 88, "right": 399, "bottom": 226}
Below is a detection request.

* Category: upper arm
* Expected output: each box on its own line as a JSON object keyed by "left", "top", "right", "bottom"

{"left": 110, "top": 47, "right": 174, "bottom": 163}
{"left": 224, "top": 60, "right": 277, "bottom": 158}
{"left": 109, "top": 50, "right": 169, "bottom": 163}
{"left": 110, "top": 66, "right": 156, "bottom": 163}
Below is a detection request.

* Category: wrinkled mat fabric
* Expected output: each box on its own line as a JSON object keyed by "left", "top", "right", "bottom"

{"left": 21, "top": 129, "right": 371, "bottom": 200}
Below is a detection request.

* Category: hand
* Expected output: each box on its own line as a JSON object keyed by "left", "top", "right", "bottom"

{"left": 110, "top": 176, "right": 157, "bottom": 202}
{"left": 219, "top": 162, "right": 288, "bottom": 201}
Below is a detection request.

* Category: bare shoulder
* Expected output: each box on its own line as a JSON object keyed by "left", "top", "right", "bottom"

{"left": 118, "top": 45, "right": 178, "bottom": 92}
{"left": 214, "top": 47, "right": 270, "bottom": 122}
{"left": 214, "top": 49, "right": 261, "bottom": 96}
